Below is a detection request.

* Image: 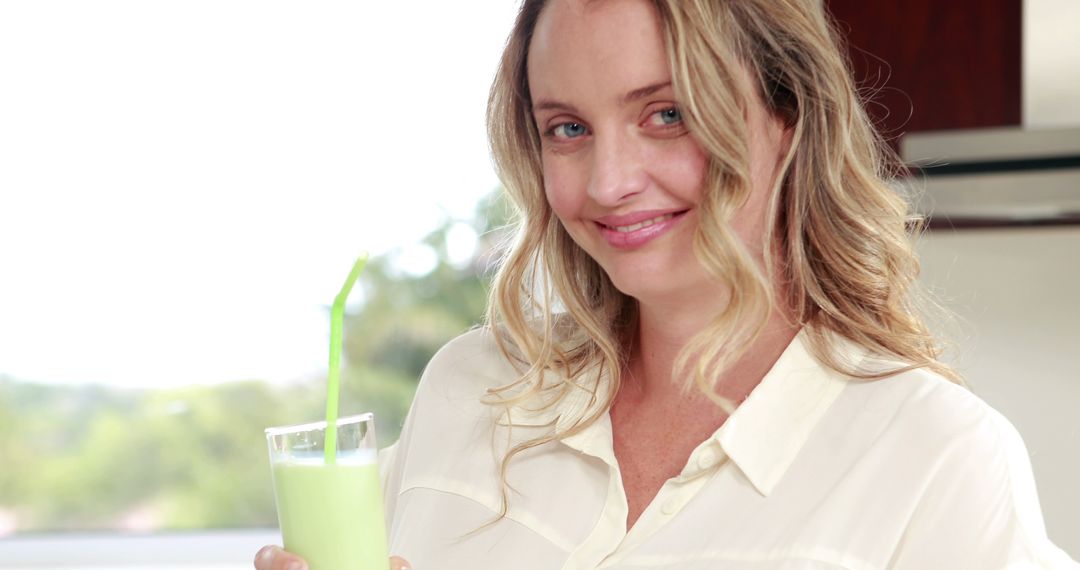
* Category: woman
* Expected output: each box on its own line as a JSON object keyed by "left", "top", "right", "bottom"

{"left": 258, "top": 0, "right": 1077, "bottom": 568}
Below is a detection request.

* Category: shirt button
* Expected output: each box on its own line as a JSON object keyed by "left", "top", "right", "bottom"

{"left": 661, "top": 496, "right": 683, "bottom": 515}
{"left": 696, "top": 448, "right": 719, "bottom": 470}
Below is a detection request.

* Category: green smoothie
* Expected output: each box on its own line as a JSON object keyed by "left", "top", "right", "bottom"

{"left": 271, "top": 457, "right": 389, "bottom": 570}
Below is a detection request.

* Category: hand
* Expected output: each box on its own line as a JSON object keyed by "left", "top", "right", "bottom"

{"left": 253, "top": 545, "right": 412, "bottom": 570}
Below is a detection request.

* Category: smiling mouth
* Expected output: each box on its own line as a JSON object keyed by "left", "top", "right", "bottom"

{"left": 601, "top": 211, "right": 687, "bottom": 233}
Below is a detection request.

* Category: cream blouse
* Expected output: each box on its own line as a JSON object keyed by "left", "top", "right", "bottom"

{"left": 378, "top": 328, "right": 1077, "bottom": 569}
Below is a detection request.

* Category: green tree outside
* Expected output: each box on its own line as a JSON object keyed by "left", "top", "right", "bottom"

{"left": 0, "top": 190, "right": 511, "bottom": 533}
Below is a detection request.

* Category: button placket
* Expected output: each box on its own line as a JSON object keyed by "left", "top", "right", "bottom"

{"left": 660, "top": 494, "right": 684, "bottom": 516}
{"left": 561, "top": 451, "right": 628, "bottom": 570}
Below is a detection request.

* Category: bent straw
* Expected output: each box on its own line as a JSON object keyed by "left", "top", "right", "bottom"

{"left": 324, "top": 253, "right": 368, "bottom": 465}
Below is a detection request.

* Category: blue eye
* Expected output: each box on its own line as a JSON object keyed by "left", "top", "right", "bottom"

{"left": 552, "top": 122, "right": 588, "bottom": 139}
{"left": 651, "top": 107, "right": 682, "bottom": 125}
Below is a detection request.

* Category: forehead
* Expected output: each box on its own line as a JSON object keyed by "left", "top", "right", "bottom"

{"left": 526, "top": 0, "right": 672, "bottom": 105}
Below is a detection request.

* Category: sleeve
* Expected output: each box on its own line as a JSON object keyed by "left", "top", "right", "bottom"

{"left": 378, "top": 385, "right": 421, "bottom": 531}
{"left": 373, "top": 328, "right": 498, "bottom": 534}
{"left": 889, "top": 408, "right": 1079, "bottom": 569}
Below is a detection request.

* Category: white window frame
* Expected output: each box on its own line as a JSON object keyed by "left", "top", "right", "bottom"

{"left": 0, "top": 528, "right": 279, "bottom": 569}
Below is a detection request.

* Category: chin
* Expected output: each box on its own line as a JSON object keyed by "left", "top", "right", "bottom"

{"left": 607, "top": 269, "right": 682, "bottom": 301}
{"left": 605, "top": 260, "right": 720, "bottom": 307}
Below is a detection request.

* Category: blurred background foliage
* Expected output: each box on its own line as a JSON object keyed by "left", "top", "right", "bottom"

{"left": 0, "top": 191, "right": 512, "bottom": 533}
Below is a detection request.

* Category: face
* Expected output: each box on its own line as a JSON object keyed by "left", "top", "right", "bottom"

{"left": 527, "top": 0, "right": 792, "bottom": 307}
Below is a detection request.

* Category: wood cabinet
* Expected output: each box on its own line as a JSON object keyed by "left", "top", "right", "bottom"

{"left": 826, "top": 0, "right": 1022, "bottom": 137}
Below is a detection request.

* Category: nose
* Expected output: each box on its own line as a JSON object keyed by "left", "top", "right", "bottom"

{"left": 587, "top": 130, "right": 648, "bottom": 206}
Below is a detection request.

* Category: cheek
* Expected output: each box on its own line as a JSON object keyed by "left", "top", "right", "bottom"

{"left": 542, "top": 155, "right": 586, "bottom": 221}
{"left": 653, "top": 139, "right": 709, "bottom": 202}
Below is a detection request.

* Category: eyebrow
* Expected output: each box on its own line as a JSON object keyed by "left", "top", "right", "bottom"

{"left": 532, "top": 80, "right": 673, "bottom": 114}
{"left": 622, "top": 81, "right": 672, "bottom": 105}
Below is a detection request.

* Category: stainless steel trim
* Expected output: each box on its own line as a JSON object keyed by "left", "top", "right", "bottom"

{"left": 902, "top": 127, "right": 1080, "bottom": 164}
{"left": 903, "top": 168, "right": 1080, "bottom": 220}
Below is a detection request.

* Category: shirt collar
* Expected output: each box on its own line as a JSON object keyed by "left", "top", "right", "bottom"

{"left": 501, "top": 330, "right": 860, "bottom": 493}
{"left": 716, "top": 330, "right": 856, "bottom": 496}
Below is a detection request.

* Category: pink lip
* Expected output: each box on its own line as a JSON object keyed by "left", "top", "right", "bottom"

{"left": 594, "top": 209, "right": 690, "bottom": 250}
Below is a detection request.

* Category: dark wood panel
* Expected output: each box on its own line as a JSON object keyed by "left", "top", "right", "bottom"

{"left": 826, "top": 0, "right": 1021, "bottom": 139}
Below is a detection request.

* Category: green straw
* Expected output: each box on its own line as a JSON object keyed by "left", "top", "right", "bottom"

{"left": 324, "top": 253, "right": 368, "bottom": 465}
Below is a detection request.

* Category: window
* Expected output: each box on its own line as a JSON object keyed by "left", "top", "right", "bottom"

{"left": 0, "top": 1, "right": 519, "bottom": 566}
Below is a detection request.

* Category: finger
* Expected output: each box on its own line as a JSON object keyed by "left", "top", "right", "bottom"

{"left": 253, "top": 545, "right": 278, "bottom": 570}
{"left": 253, "top": 545, "right": 309, "bottom": 570}
{"left": 389, "top": 555, "right": 412, "bottom": 570}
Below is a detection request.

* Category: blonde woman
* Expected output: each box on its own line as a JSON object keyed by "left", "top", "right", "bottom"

{"left": 256, "top": 0, "right": 1077, "bottom": 568}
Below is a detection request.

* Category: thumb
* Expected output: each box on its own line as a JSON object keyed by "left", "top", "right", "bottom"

{"left": 389, "top": 555, "right": 412, "bottom": 570}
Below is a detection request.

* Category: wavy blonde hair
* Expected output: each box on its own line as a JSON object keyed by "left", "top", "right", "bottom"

{"left": 481, "top": 0, "right": 959, "bottom": 522}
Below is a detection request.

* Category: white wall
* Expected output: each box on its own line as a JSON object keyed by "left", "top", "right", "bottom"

{"left": 1024, "top": 0, "right": 1080, "bottom": 128}
{"left": 917, "top": 227, "right": 1080, "bottom": 557}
